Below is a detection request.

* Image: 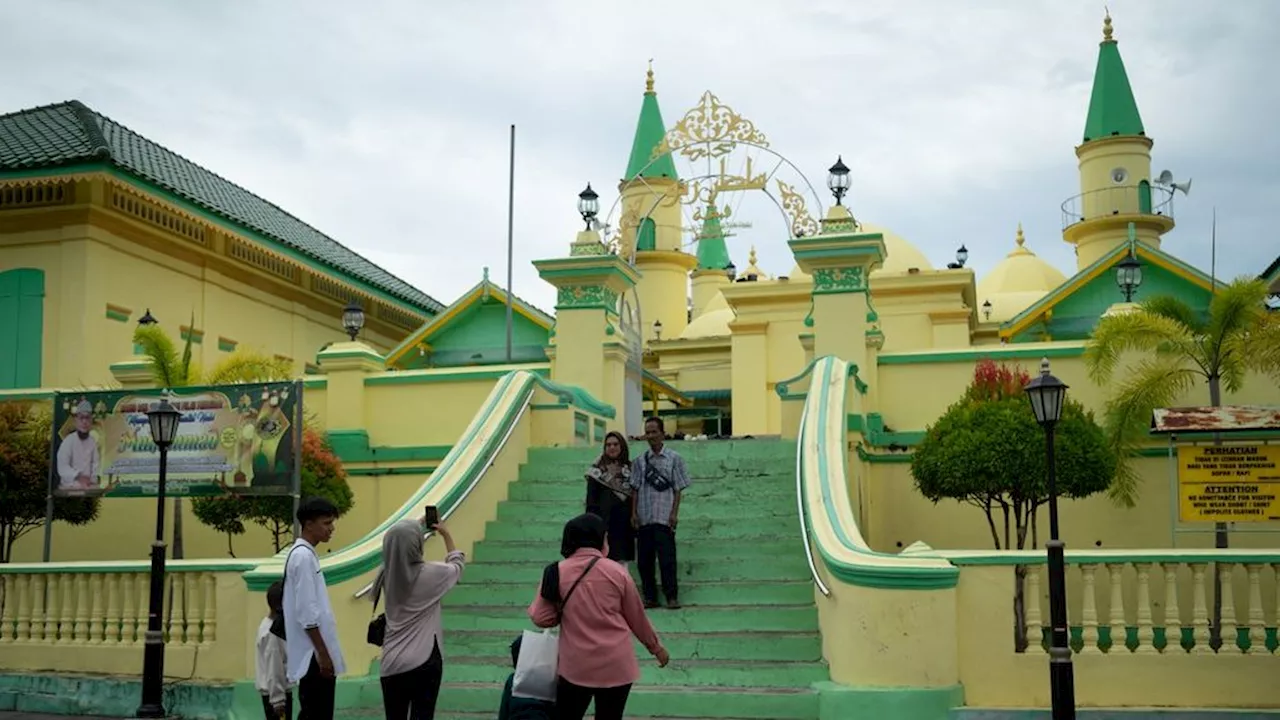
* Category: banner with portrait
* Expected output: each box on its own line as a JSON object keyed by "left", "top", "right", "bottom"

{"left": 50, "top": 382, "right": 302, "bottom": 498}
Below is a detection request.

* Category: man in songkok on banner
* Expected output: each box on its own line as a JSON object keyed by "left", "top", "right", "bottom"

{"left": 57, "top": 400, "right": 101, "bottom": 490}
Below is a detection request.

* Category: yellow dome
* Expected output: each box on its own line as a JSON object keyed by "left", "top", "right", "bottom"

{"left": 680, "top": 292, "right": 734, "bottom": 339}
{"left": 978, "top": 224, "right": 1068, "bottom": 323}
{"left": 784, "top": 221, "right": 931, "bottom": 282}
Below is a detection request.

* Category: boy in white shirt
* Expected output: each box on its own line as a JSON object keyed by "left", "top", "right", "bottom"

{"left": 283, "top": 497, "right": 345, "bottom": 720}
{"left": 256, "top": 581, "right": 291, "bottom": 720}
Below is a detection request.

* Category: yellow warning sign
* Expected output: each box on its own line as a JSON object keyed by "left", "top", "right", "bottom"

{"left": 1178, "top": 444, "right": 1280, "bottom": 523}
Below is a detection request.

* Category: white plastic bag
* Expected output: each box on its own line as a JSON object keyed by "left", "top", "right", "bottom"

{"left": 511, "top": 628, "right": 559, "bottom": 701}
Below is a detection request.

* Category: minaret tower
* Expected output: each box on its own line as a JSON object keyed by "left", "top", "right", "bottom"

{"left": 1064, "top": 12, "right": 1175, "bottom": 271}
{"left": 690, "top": 202, "right": 732, "bottom": 320}
{"left": 620, "top": 63, "right": 696, "bottom": 342}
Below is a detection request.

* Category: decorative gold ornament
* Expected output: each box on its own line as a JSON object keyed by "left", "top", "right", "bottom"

{"left": 653, "top": 91, "right": 770, "bottom": 163}
{"left": 776, "top": 180, "right": 820, "bottom": 238}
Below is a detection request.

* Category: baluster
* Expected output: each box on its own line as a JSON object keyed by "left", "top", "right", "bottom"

{"left": 104, "top": 574, "right": 121, "bottom": 644}
{"left": 163, "top": 574, "right": 175, "bottom": 643}
{"left": 1218, "top": 563, "right": 1240, "bottom": 654}
{"left": 181, "top": 574, "right": 197, "bottom": 646}
{"left": 58, "top": 574, "right": 74, "bottom": 644}
{"left": 131, "top": 573, "right": 146, "bottom": 645}
{"left": 1273, "top": 564, "right": 1280, "bottom": 655}
{"left": 1190, "top": 564, "right": 1212, "bottom": 654}
{"left": 1080, "top": 564, "right": 1102, "bottom": 654}
{"left": 1107, "top": 564, "right": 1127, "bottom": 653}
{"left": 121, "top": 572, "right": 137, "bottom": 644}
{"left": 1245, "top": 564, "right": 1266, "bottom": 654}
{"left": 1134, "top": 563, "right": 1157, "bottom": 654}
{"left": 14, "top": 575, "right": 31, "bottom": 642}
{"left": 200, "top": 573, "right": 217, "bottom": 645}
{"left": 0, "top": 576, "right": 10, "bottom": 642}
{"left": 42, "top": 574, "right": 58, "bottom": 642}
{"left": 72, "top": 574, "right": 90, "bottom": 643}
{"left": 1025, "top": 566, "right": 1045, "bottom": 654}
{"left": 1162, "top": 563, "right": 1183, "bottom": 653}
{"left": 28, "top": 576, "right": 45, "bottom": 642}
{"left": 87, "top": 575, "right": 105, "bottom": 644}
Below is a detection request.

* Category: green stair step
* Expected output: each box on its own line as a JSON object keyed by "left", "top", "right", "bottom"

{"left": 505, "top": 481, "right": 791, "bottom": 503}
{"left": 519, "top": 457, "right": 794, "bottom": 480}
{"left": 481, "top": 516, "right": 793, "bottom": 542}
{"left": 442, "top": 658, "right": 827, "bottom": 688}
{"left": 442, "top": 604, "right": 819, "bottom": 633}
{"left": 495, "top": 499, "right": 798, "bottom": 523}
{"left": 461, "top": 557, "right": 810, "bottom": 584}
{"left": 429, "top": 682, "right": 819, "bottom": 719}
{"left": 472, "top": 538, "right": 798, "bottom": 563}
{"left": 528, "top": 441, "right": 794, "bottom": 464}
{"left": 447, "top": 579, "right": 816, "bottom": 607}
{"left": 446, "top": 630, "right": 823, "bottom": 662}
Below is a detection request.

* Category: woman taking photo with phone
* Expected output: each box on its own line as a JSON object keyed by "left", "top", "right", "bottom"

{"left": 372, "top": 513, "right": 465, "bottom": 720}
{"left": 584, "top": 431, "right": 635, "bottom": 567}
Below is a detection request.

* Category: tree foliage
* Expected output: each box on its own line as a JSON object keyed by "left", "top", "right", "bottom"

{"left": 911, "top": 360, "right": 1115, "bottom": 551}
{"left": 0, "top": 403, "right": 100, "bottom": 563}
{"left": 1083, "top": 277, "right": 1280, "bottom": 507}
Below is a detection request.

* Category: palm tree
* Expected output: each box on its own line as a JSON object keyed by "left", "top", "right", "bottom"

{"left": 132, "top": 317, "right": 292, "bottom": 560}
{"left": 1084, "top": 277, "right": 1280, "bottom": 506}
{"left": 1085, "top": 276, "right": 1280, "bottom": 649}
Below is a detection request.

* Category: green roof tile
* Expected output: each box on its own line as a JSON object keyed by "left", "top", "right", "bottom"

{"left": 1082, "top": 17, "right": 1145, "bottom": 143}
{"left": 623, "top": 70, "right": 678, "bottom": 181}
{"left": 0, "top": 100, "right": 444, "bottom": 314}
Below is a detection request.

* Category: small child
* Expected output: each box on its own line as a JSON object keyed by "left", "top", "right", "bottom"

{"left": 255, "top": 581, "right": 292, "bottom": 720}
{"left": 498, "top": 635, "right": 555, "bottom": 720}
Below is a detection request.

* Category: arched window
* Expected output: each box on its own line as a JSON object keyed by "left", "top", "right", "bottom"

{"left": 636, "top": 217, "right": 657, "bottom": 252}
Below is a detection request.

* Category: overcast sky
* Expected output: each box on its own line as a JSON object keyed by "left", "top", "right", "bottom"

{"left": 3, "top": 0, "right": 1276, "bottom": 314}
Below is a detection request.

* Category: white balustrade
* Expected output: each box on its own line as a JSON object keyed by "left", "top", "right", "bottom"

{"left": 1016, "top": 559, "right": 1279, "bottom": 655}
{"left": 0, "top": 570, "right": 220, "bottom": 649}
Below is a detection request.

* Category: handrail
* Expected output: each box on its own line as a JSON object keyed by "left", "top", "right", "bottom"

{"left": 796, "top": 388, "right": 831, "bottom": 596}
{"left": 352, "top": 393, "right": 533, "bottom": 599}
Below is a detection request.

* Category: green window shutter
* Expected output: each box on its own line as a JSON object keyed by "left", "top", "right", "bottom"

{"left": 0, "top": 268, "right": 45, "bottom": 389}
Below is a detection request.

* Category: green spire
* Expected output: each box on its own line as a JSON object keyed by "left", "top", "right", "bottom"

{"left": 1082, "top": 13, "right": 1145, "bottom": 143}
{"left": 623, "top": 63, "right": 679, "bottom": 181}
{"left": 695, "top": 204, "right": 731, "bottom": 270}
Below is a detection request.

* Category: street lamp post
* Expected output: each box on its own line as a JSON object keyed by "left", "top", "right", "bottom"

{"left": 1115, "top": 250, "right": 1143, "bottom": 303}
{"left": 1024, "top": 358, "right": 1075, "bottom": 720}
{"left": 826, "top": 156, "right": 850, "bottom": 206}
{"left": 136, "top": 396, "right": 182, "bottom": 719}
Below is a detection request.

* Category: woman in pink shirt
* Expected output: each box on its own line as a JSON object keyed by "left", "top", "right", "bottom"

{"left": 528, "top": 513, "right": 669, "bottom": 720}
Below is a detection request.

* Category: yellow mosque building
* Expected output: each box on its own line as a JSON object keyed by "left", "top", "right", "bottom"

{"left": 3, "top": 13, "right": 1280, "bottom": 719}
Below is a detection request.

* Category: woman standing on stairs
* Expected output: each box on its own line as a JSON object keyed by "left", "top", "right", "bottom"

{"left": 583, "top": 431, "right": 635, "bottom": 567}
{"left": 529, "top": 513, "right": 670, "bottom": 720}
{"left": 373, "top": 516, "right": 465, "bottom": 720}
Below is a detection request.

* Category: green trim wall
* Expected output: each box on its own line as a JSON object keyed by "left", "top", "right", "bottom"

{"left": 0, "top": 268, "right": 44, "bottom": 389}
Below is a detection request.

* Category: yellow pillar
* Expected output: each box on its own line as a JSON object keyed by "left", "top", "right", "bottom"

{"left": 728, "top": 320, "right": 769, "bottom": 436}
{"left": 315, "top": 340, "right": 384, "bottom": 454}
{"left": 789, "top": 206, "right": 887, "bottom": 377}
{"left": 533, "top": 231, "right": 641, "bottom": 434}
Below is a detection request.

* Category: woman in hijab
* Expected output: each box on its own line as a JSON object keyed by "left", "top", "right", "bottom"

{"left": 528, "top": 514, "right": 669, "bottom": 720}
{"left": 583, "top": 432, "right": 634, "bottom": 566}
{"left": 373, "top": 514, "right": 465, "bottom": 720}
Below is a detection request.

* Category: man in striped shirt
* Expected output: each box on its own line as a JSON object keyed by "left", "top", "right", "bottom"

{"left": 629, "top": 416, "right": 691, "bottom": 609}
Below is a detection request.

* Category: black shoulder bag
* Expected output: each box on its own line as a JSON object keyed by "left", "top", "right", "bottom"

{"left": 557, "top": 557, "right": 602, "bottom": 621}
{"left": 367, "top": 590, "right": 386, "bottom": 647}
{"left": 270, "top": 543, "right": 307, "bottom": 640}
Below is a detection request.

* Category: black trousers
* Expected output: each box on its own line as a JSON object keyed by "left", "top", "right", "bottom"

{"left": 298, "top": 656, "right": 336, "bottom": 720}
{"left": 555, "top": 677, "right": 632, "bottom": 720}
{"left": 636, "top": 523, "right": 678, "bottom": 604}
{"left": 380, "top": 639, "right": 444, "bottom": 720}
{"left": 261, "top": 691, "right": 294, "bottom": 720}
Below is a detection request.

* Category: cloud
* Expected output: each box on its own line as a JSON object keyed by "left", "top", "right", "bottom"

{"left": 2, "top": 0, "right": 1276, "bottom": 316}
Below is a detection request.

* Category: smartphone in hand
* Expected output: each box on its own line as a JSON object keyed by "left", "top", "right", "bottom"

{"left": 424, "top": 505, "right": 440, "bottom": 528}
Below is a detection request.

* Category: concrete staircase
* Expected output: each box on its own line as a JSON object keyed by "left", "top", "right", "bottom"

{"left": 432, "top": 438, "right": 825, "bottom": 719}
